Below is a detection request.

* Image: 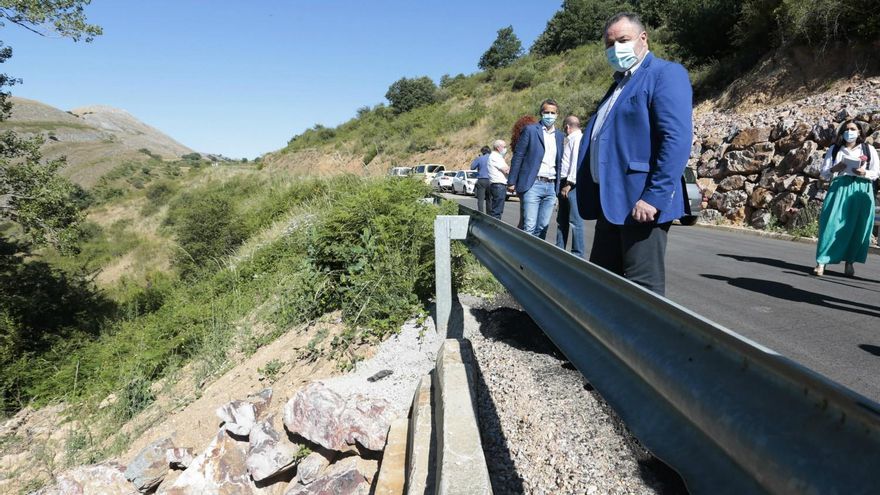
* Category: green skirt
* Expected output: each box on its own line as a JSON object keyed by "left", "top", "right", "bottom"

{"left": 816, "top": 175, "right": 875, "bottom": 265}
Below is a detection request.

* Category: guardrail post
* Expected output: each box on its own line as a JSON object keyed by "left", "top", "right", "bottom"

{"left": 434, "top": 215, "right": 469, "bottom": 337}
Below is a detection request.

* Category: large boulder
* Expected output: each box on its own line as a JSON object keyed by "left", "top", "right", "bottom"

{"left": 250, "top": 388, "right": 274, "bottom": 421}
{"left": 284, "top": 457, "right": 375, "bottom": 495}
{"left": 717, "top": 175, "right": 745, "bottom": 192}
{"left": 295, "top": 451, "right": 334, "bottom": 486}
{"left": 719, "top": 143, "right": 774, "bottom": 176}
{"left": 770, "top": 192, "right": 799, "bottom": 223}
{"left": 166, "top": 448, "right": 196, "bottom": 470}
{"left": 699, "top": 209, "right": 723, "bottom": 224}
{"left": 728, "top": 127, "right": 772, "bottom": 151}
{"left": 697, "top": 157, "right": 721, "bottom": 179}
{"left": 283, "top": 382, "right": 396, "bottom": 453}
{"left": 721, "top": 190, "right": 749, "bottom": 213}
{"left": 216, "top": 400, "right": 257, "bottom": 438}
{"left": 778, "top": 141, "right": 819, "bottom": 175}
{"left": 750, "top": 209, "right": 773, "bottom": 229}
{"left": 125, "top": 437, "right": 174, "bottom": 493}
{"left": 775, "top": 122, "right": 812, "bottom": 153}
{"left": 33, "top": 463, "right": 134, "bottom": 495}
{"left": 770, "top": 118, "right": 796, "bottom": 141}
{"left": 810, "top": 119, "right": 837, "bottom": 148}
{"left": 247, "top": 414, "right": 300, "bottom": 482}
{"left": 164, "top": 426, "right": 256, "bottom": 495}
{"left": 803, "top": 150, "right": 826, "bottom": 178}
{"left": 750, "top": 187, "right": 775, "bottom": 209}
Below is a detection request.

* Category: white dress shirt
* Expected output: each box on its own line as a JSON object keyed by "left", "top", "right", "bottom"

{"left": 820, "top": 143, "right": 880, "bottom": 181}
{"left": 538, "top": 126, "right": 557, "bottom": 179}
{"left": 590, "top": 52, "right": 649, "bottom": 183}
{"left": 560, "top": 129, "right": 583, "bottom": 183}
{"left": 488, "top": 150, "right": 510, "bottom": 184}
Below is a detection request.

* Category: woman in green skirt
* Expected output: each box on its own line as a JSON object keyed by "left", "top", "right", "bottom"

{"left": 814, "top": 120, "right": 879, "bottom": 277}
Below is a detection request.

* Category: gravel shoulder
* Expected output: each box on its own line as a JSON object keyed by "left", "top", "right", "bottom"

{"left": 459, "top": 293, "right": 688, "bottom": 495}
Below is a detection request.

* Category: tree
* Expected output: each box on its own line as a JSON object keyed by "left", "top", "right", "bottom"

{"left": 478, "top": 25, "right": 523, "bottom": 70}
{"left": 385, "top": 76, "right": 437, "bottom": 113}
{"left": 531, "top": 0, "right": 634, "bottom": 57}
{"left": 0, "top": 1, "right": 102, "bottom": 251}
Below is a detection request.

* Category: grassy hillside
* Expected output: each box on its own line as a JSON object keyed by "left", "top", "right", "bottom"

{"left": 264, "top": 42, "right": 624, "bottom": 176}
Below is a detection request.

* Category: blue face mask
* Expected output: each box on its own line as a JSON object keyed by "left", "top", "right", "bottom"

{"left": 541, "top": 114, "right": 557, "bottom": 127}
{"left": 844, "top": 130, "right": 859, "bottom": 142}
{"left": 606, "top": 41, "right": 639, "bottom": 72}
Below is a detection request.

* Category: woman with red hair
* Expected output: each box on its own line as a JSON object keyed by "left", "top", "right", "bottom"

{"left": 510, "top": 115, "right": 538, "bottom": 154}
{"left": 509, "top": 115, "right": 538, "bottom": 229}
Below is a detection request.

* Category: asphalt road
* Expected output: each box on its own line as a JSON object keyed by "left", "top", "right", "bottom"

{"left": 442, "top": 192, "right": 880, "bottom": 403}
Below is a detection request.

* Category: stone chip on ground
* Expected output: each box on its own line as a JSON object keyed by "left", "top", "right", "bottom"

{"left": 125, "top": 436, "right": 175, "bottom": 492}
{"left": 460, "top": 296, "right": 683, "bottom": 494}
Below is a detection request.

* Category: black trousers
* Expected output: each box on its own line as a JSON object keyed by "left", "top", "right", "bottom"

{"left": 488, "top": 183, "right": 507, "bottom": 219}
{"left": 474, "top": 178, "right": 491, "bottom": 213}
{"left": 589, "top": 209, "right": 671, "bottom": 296}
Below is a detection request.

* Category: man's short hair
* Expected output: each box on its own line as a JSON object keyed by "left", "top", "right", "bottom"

{"left": 563, "top": 115, "right": 580, "bottom": 128}
{"left": 538, "top": 98, "right": 559, "bottom": 114}
{"left": 492, "top": 139, "right": 506, "bottom": 150}
{"left": 603, "top": 12, "right": 645, "bottom": 41}
{"left": 480, "top": 146, "right": 491, "bottom": 155}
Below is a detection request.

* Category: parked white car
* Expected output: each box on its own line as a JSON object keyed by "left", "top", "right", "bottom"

{"left": 431, "top": 171, "right": 457, "bottom": 191}
{"left": 452, "top": 170, "right": 478, "bottom": 195}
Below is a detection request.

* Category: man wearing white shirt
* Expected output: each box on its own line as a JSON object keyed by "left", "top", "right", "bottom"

{"left": 487, "top": 139, "right": 510, "bottom": 219}
{"left": 556, "top": 115, "right": 585, "bottom": 257}
{"left": 507, "top": 98, "right": 564, "bottom": 239}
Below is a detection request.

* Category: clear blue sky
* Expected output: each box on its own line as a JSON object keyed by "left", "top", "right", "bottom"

{"left": 2, "top": 1, "right": 560, "bottom": 159}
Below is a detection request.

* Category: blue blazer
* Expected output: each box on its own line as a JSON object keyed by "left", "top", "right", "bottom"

{"left": 507, "top": 123, "right": 565, "bottom": 194}
{"left": 575, "top": 53, "right": 693, "bottom": 225}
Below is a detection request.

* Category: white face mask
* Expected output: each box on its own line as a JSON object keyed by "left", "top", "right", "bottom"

{"left": 606, "top": 40, "right": 639, "bottom": 72}
{"left": 499, "top": 147, "right": 507, "bottom": 155}
{"left": 843, "top": 129, "right": 859, "bottom": 143}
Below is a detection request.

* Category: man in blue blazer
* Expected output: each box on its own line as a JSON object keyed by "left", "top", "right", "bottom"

{"left": 575, "top": 12, "right": 693, "bottom": 296}
{"left": 508, "top": 99, "right": 565, "bottom": 239}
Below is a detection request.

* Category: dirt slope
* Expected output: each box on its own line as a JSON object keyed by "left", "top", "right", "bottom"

{"left": 1, "top": 97, "right": 194, "bottom": 187}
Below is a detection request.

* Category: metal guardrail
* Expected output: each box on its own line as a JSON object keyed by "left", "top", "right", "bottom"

{"left": 452, "top": 201, "right": 880, "bottom": 495}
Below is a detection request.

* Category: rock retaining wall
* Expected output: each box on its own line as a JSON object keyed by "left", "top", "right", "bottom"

{"left": 692, "top": 78, "right": 880, "bottom": 230}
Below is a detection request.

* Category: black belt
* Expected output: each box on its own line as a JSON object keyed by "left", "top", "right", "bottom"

{"left": 535, "top": 176, "right": 555, "bottom": 183}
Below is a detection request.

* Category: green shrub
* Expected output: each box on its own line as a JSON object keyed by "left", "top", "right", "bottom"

{"left": 511, "top": 69, "right": 536, "bottom": 91}
{"left": 168, "top": 193, "right": 248, "bottom": 275}
{"left": 385, "top": 76, "right": 437, "bottom": 114}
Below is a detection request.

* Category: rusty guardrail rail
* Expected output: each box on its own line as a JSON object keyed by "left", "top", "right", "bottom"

{"left": 451, "top": 201, "right": 880, "bottom": 495}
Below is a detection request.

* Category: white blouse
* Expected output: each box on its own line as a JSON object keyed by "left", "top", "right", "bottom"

{"left": 820, "top": 143, "right": 880, "bottom": 181}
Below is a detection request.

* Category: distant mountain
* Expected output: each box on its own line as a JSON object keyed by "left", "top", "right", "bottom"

{"left": 1, "top": 97, "right": 194, "bottom": 187}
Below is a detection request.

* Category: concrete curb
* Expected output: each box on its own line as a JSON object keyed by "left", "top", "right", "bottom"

{"left": 405, "top": 374, "right": 435, "bottom": 495}
{"left": 432, "top": 339, "right": 492, "bottom": 495}
{"left": 692, "top": 222, "right": 880, "bottom": 255}
{"left": 375, "top": 418, "right": 408, "bottom": 495}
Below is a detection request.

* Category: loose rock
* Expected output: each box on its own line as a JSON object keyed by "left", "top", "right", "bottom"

{"left": 125, "top": 437, "right": 174, "bottom": 493}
